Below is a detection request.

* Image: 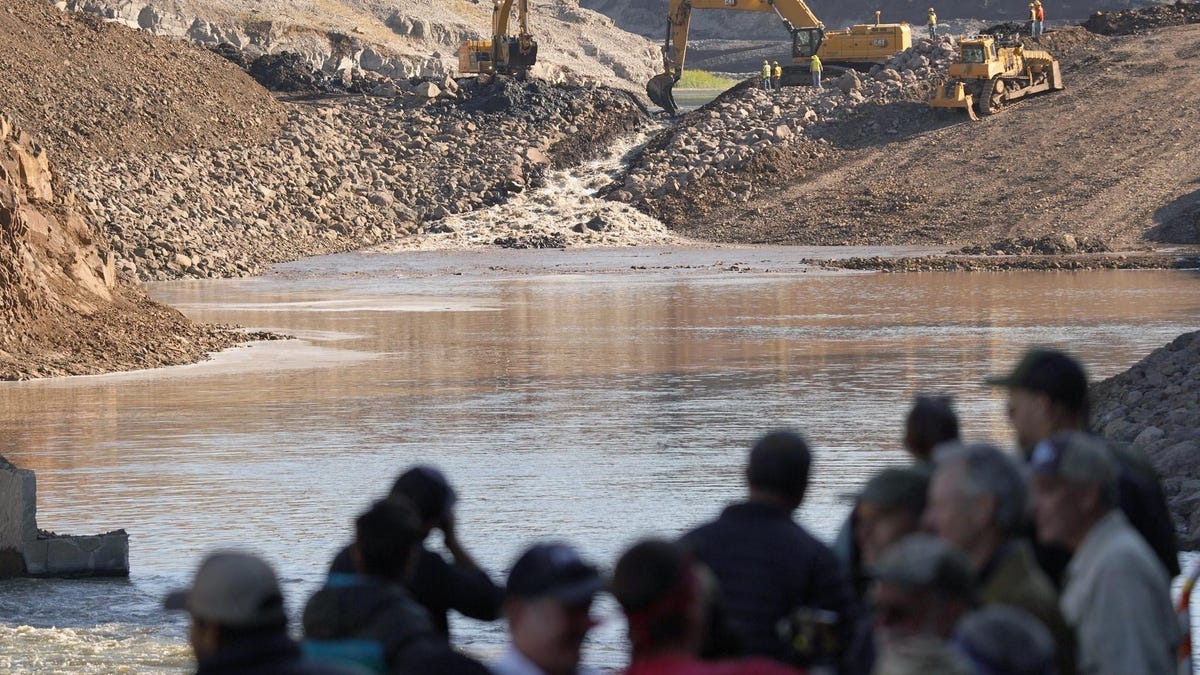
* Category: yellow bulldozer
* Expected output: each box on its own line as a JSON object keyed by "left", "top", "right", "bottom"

{"left": 459, "top": 0, "right": 538, "bottom": 78}
{"left": 929, "top": 34, "right": 1064, "bottom": 120}
{"left": 647, "top": 0, "right": 912, "bottom": 115}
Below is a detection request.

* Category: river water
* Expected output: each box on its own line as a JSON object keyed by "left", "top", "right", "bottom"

{"left": 0, "top": 249, "right": 1198, "bottom": 672}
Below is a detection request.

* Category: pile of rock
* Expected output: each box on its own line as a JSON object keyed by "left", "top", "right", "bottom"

{"left": 954, "top": 233, "right": 1111, "bottom": 255}
{"left": 606, "top": 37, "right": 958, "bottom": 209}
{"left": 1083, "top": 0, "right": 1200, "bottom": 35}
{"left": 66, "top": 81, "right": 646, "bottom": 280}
{"left": 1091, "top": 331, "right": 1200, "bottom": 547}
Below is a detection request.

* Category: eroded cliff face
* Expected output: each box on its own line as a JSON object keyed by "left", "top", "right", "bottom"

{"left": 0, "top": 114, "right": 116, "bottom": 346}
{"left": 0, "top": 114, "right": 244, "bottom": 379}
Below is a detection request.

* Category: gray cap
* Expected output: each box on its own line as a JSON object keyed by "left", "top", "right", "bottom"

{"left": 869, "top": 533, "right": 975, "bottom": 601}
{"left": 1029, "top": 431, "right": 1115, "bottom": 486}
{"left": 858, "top": 467, "right": 931, "bottom": 517}
{"left": 164, "top": 551, "right": 287, "bottom": 629}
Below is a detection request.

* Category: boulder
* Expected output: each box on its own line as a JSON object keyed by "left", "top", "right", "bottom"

{"left": 413, "top": 81, "right": 441, "bottom": 98}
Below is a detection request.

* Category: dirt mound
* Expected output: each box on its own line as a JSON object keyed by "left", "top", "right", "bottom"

{"left": 1083, "top": 0, "right": 1200, "bottom": 35}
{"left": 247, "top": 52, "right": 322, "bottom": 93}
{"left": 1092, "top": 331, "right": 1200, "bottom": 547}
{"left": 0, "top": 0, "right": 284, "bottom": 170}
{"left": 0, "top": 115, "right": 246, "bottom": 380}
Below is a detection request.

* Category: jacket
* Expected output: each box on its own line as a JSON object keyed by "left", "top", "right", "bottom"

{"left": 761, "top": 64, "right": 772, "bottom": 78}
{"left": 329, "top": 544, "right": 503, "bottom": 640}
{"left": 809, "top": 55, "right": 822, "bottom": 72}
{"left": 927, "top": 12, "right": 937, "bottom": 25}
{"left": 1061, "top": 512, "right": 1178, "bottom": 675}
{"left": 196, "top": 631, "right": 359, "bottom": 675}
{"left": 681, "top": 501, "right": 857, "bottom": 669}
{"left": 979, "top": 541, "right": 1076, "bottom": 675}
{"left": 302, "top": 574, "right": 439, "bottom": 674}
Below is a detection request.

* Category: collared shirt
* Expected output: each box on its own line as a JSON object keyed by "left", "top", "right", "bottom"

{"left": 490, "top": 645, "right": 597, "bottom": 675}
{"left": 1061, "top": 511, "right": 1178, "bottom": 675}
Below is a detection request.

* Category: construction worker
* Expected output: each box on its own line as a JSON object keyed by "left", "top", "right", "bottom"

{"left": 1035, "top": 0, "right": 1045, "bottom": 37}
{"left": 810, "top": 53, "right": 822, "bottom": 88}
{"left": 761, "top": 59, "right": 772, "bottom": 90}
{"left": 927, "top": 8, "right": 938, "bottom": 40}
{"left": 1028, "top": 3, "right": 1037, "bottom": 36}
{"left": 771, "top": 60, "right": 782, "bottom": 90}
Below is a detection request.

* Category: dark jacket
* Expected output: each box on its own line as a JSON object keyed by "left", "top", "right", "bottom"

{"left": 329, "top": 545, "right": 502, "bottom": 639}
{"left": 681, "top": 500, "right": 858, "bottom": 670}
{"left": 302, "top": 575, "right": 439, "bottom": 674}
{"left": 196, "top": 630, "right": 358, "bottom": 675}
{"left": 980, "top": 540, "right": 1077, "bottom": 675}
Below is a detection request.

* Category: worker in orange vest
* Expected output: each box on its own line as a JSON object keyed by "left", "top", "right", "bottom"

{"left": 1034, "top": 0, "right": 1045, "bottom": 37}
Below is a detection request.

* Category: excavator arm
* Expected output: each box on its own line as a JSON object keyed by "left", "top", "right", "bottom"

{"left": 483, "top": 0, "right": 536, "bottom": 77}
{"left": 648, "top": 0, "right": 827, "bottom": 114}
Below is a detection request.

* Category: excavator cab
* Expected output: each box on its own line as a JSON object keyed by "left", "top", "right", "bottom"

{"left": 791, "top": 27, "right": 824, "bottom": 58}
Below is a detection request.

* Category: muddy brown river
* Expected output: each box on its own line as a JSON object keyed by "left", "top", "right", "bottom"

{"left": 1, "top": 248, "right": 1197, "bottom": 672}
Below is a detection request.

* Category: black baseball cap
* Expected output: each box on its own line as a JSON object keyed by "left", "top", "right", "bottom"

{"left": 985, "top": 349, "right": 1088, "bottom": 411}
{"left": 506, "top": 543, "right": 604, "bottom": 604}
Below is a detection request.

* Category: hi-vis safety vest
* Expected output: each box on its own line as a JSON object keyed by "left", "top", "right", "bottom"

{"left": 773, "top": 64, "right": 782, "bottom": 78}
{"left": 810, "top": 55, "right": 822, "bottom": 72}
{"left": 762, "top": 63, "right": 771, "bottom": 78}
{"left": 928, "top": 12, "right": 937, "bottom": 25}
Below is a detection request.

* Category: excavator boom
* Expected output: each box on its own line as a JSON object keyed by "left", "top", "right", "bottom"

{"left": 648, "top": 0, "right": 909, "bottom": 115}
{"left": 460, "top": 0, "right": 538, "bottom": 77}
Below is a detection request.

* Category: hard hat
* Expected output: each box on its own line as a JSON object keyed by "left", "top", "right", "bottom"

{"left": 773, "top": 60, "right": 779, "bottom": 64}
{"left": 928, "top": 7, "right": 934, "bottom": 11}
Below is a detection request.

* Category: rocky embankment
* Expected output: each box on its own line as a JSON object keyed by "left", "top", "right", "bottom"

{"left": 0, "top": 114, "right": 252, "bottom": 380}
{"left": 68, "top": 79, "right": 647, "bottom": 280}
{"left": 605, "top": 37, "right": 957, "bottom": 217}
{"left": 1092, "top": 331, "right": 1200, "bottom": 548}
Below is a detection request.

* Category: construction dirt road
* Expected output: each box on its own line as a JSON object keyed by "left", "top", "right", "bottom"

{"left": 654, "top": 25, "right": 1200, "bottom": 252}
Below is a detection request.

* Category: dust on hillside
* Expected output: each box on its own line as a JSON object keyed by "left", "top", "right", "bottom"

{"left": 635, "top": 23, "right": 1200, "bottom": 251}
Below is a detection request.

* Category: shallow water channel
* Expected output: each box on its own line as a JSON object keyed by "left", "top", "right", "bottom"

{"left": 1, "top": 248, "right": 1198, "bottom": 672}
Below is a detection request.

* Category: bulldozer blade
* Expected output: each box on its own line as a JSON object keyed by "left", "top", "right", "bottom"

{"left": 647, "top": 74, "right": 679, "bottom": 116}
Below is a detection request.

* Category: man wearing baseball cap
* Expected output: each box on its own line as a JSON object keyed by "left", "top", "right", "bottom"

{"left": 166, "top": 550, "right": 350, "bottom": 674}
{"left": 985, "top": 348, "right": 1178, "bottom": 580}
{"left": 327, "top": 465, "right": 503, "bottom": 640}
{"left": 490, "top": 542, "right": 605, "bottom": 675}
{"left": 1028, "top": 431, "right": 1178, "bottom": 675}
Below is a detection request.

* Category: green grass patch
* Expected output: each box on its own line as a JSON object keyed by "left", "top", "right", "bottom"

{"left": 675, "top": 70, "right": 738, "bottom": 90}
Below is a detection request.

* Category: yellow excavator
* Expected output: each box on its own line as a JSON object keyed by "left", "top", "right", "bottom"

{"left": 459, "top": 0, "right": 538, "bottom": 78}
{"left": 648, "top": 0, "right": 912, "bottom": 114}
{"left": 929, "top": 34, "right": 1063, "bottom": 120}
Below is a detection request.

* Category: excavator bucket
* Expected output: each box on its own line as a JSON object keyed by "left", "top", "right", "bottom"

{"left": 647, "top": 73, "right": 679, "bottom": 116}
{"left": 929, "top": 81, "right": 978, "bottom": 121}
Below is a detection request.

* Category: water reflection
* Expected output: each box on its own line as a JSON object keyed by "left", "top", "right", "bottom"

{"left": 0, "top": 250, "right": 1197, "bottom": 672}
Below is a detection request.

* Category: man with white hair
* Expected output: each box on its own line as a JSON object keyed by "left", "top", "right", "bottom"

{"left": 922, "top": 443, "right": 1074, "bottom": 674}
{"left": 1029, "top": 431, "right": 1178, "bottom": 675}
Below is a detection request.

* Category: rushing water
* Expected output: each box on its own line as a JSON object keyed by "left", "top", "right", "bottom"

{"left": 1, "top": 249, "right": 1198, "bottom": 672}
